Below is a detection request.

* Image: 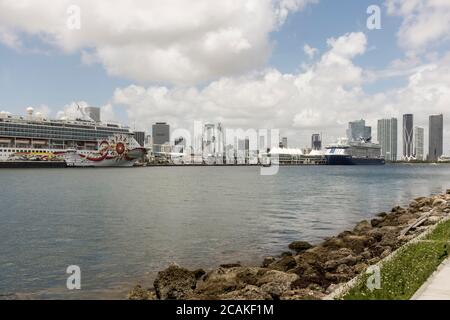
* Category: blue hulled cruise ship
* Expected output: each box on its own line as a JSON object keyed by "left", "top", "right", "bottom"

{"left": 325, "top": 138, "right": 385, "bottom": 165}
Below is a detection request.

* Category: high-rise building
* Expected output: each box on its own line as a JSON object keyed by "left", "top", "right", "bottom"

{"left": 152, "top": 122, "right": 170, "bottom": 153}
{"left": 403, "top": 114, "right": 414, "bottom": 159}
{"left": 133, "top": 131, "right": 145, "bottom": 147}
{"left": 377, "top": 118, "right": 398, "bottom": 161}
{"left": 311, "top": 133, "right": 322, "bottom": 150}
{"left": 281, "top": 137, "right": 288, "bottom": 148}
{"left": 414, "top": 126, "right": 424, "bottom": 161}
{"left": 428, "top": 114, "right": 443, "bottom": 162}
{"left": 237, "top": 138, "right": 250, "bottom": 164}
{"left": 347, "top": 119, "right": 371, "bottom": 142}
{"left": 203, "top": 123, "right": 215, "bottom": 154}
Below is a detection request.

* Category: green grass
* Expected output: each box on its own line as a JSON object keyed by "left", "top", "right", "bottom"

{"left": 342, "top": 219, "right": 450, "bottom": 300}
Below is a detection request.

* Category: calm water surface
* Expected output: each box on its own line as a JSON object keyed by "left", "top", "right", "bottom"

{"left": 1, "top": 164, "right": 450, "bottom": 299}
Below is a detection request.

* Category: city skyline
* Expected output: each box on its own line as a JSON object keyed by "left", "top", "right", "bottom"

{"left": 140, "top": 111, "right": 445, "bottom": 162}
{"left": 0, "top": 1, "right": 449, "bottom": 152}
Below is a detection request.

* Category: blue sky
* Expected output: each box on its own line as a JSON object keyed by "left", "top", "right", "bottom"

{"left": 0, "top": 0, "right": 449, "bottom": 153}
{"left": 0, "top": 0, "right": 405, "bottom": 113}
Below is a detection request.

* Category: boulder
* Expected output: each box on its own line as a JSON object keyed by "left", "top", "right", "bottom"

{"left": 193, "top": 269, "right": 206, "bottom": 279}
{"left": 256, "top": 270, "right": 298, "bottom": 299}
{"left": 291, "top": 273, "right": 330, "bottom": 289}
{"left": 268, "top": 256, "right": 297, "bottom": 272}
{"left": 342, "top": 235, "right": 375, "bottom": 253}
{"left": 335, "top": 264, "right": 352, "bottom": 274}
{"left": 370, "top": 217, "right": 384, "bottom": 227}
{"left": 391, "top": 206, "right": 407, "bottom": 214}
{"left": 195, "top": 267, "right": 259, "bottom": 296}
{"left": 324, "top": 254, "right": 358, "bottom": 271}
{"left": 288, "top": 241, "right": 313, "bottom": 253}
{"left": 353, "top": 220, "right": 372, "bottom": 234}
{"left": 153, "top": 265, "right": 198, "bottom": 300}
{"left": 380, "top": 247, "right": 392, "bottom": 259}
{"left": 326, "top": 248, "right": 354, "bottom": 261}
{"left": 262, "top": 257, "right": 277, "bottom": 267}
{"left": 424, "top": 216, "right": 442, "bottom": 226}
{"left": 322, "top": 237, "right": 345, "bottom": 250}
{"left": 378, "top": 213, "right": 401, "bottom": 227}
{"left": 409, "top": 201, "right": 420, "bottom": 210}
{"left": 325, "top": 272, "right": 352, "bottom": 283}
{"left": 128, "top": 285, "right": 157, "bottom": 300}
{"left": 219, "top": 285, "right": 272, "bottom": 300}
{"left": 379, "top": 232, "right": 401, "bottom": 248}
{"left": 220, "top": 263, "right": 241, "bottom": 269}
{"left": 432, "top": 198, "right": 446, "bottom": 207}
{"left": 281, "top": 251, "right": 293, "bottom": 257}
{"left": 353, "top": 263, "right": 368, "bottom": 274}
{"left": 280, "top": 288, "right": 325, "bottom": 300}
{"left": 361, "top": 249, "right": 372, "bottom": 260}
{"left": 397, "top": 213, "right": 418, "bottom": 225}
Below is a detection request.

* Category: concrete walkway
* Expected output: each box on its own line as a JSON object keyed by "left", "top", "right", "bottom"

{"left": 413, "top": 257, "right": 450, "bottom": 300}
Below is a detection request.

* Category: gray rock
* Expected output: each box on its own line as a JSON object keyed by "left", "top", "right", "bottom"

{"left": 353, "top": 220, "right": 372, "bottom": 234}
{"left": 128, "top": 285, "right": 157, "bottom": 300}
{"left": 268, "top": 256, "right": 297, "bottom": 272}
{"left": 288, "top": 241, "right": 313, "bottom": 253}
{"left": 219, "top": 285, "right": 272, "bottom": 300}
{"left": 153, "top": 265, "right": 198, "bottom": 300}
{"left": 220, "top": 263, "right": 241, "bottom": 269}
{"left": 262, "top": 257, "right": 276, "bottom": 267}
{"left": 353, "top": 263, "right": 368, "bottom": 274}
{"left": 432, "top": 198, "right": 446, "bottom": 207}
{"left": 257, "top": 270, "right": 298, "bottom": 299}
{"left": 370, "top": 217, "right": 384, "bottom": 227}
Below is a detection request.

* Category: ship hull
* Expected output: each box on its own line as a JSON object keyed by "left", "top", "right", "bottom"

{"left": 65, "top": 148, "right": 146, "bottom": 167}
{"left": 325, "top": 155, "right": 385, "bottom": 165}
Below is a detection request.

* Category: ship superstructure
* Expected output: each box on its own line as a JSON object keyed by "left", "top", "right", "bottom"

{"left": 325, "top": 138, "right": 385, "bottom": 165}
{"left": 0, "top": 108, "right": 145, "bottom": 166}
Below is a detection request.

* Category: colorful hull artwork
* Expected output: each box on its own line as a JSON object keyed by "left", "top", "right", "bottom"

{"left": 64, "top": 135, "right": 147, "bottom": 167}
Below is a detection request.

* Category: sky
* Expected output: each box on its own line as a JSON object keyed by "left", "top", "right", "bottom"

{"left": 0, "top": 0, "right": 449, "bottom": 154}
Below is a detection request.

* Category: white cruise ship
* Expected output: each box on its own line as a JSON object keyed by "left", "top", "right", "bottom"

{"left": 0, "top": 107, "right": 146, "bottom": 167}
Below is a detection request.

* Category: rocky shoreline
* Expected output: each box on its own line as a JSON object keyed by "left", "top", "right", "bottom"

{"left": 129, "top": 190, "right": 450, "bottom": 300}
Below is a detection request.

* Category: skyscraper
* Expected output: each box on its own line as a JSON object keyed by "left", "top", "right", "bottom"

{"left": 377, "top": 118, "right": 398, "bottom": 162}
{"left": 203, "top": 123, "right": 216, "bottom": 156}
{"left": 152, "top": 122, "right": 170, "bottom": 153}
{"left": 281, "top": 137, "right": 288, "bottom": 148}
{"left": 428, "top": 114, "right": 443, "bottom": 162}
{"left": 347, "top": 119, "right": 371, "bottom": 142}
{"left": 133, "top": 131, "right": 145, "bottom": 147}
{"left": 414, "top": 126, "right": 424, "bottom": 161}
{"left": 403, "top": 114, "right": 414, "bottom": 159}
{"left": 311, "top": 133, "right": 322, "bottom": 150}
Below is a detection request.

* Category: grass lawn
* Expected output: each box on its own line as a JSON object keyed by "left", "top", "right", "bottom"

{"left": 342, "top": 219, "right": 450, "bottom": 300}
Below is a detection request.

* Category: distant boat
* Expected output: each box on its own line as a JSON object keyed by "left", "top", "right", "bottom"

{"left": 438, "top": 156, "right": 450, "bottom": 163}
{"left": 325, "top": 138, "right": 385, "bottom": 165}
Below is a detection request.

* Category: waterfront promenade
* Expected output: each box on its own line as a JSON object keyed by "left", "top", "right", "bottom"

{"left": 413, "top": 257, "right": 450, "bottom": 300}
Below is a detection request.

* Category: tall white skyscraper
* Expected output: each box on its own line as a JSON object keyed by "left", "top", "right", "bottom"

{"left": 377, "top": 118, "right": 398, "bottom": 161}
{"left": 414, "top": 126, "right": 424, "bottom": 161}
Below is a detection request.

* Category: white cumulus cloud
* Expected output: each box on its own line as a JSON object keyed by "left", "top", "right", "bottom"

{"left": 111, "top": 31, "right": 450, "bottom": 153}
{"left": 386, "top": 0, "right": 450, "bottom": 52}
{"left": 0, "top": 0, "right": 317, "bottom": 85}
